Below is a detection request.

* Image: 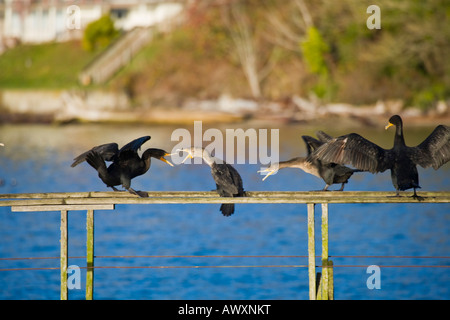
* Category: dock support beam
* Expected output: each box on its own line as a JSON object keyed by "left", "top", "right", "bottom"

{"left": 307, "top": 203, "right": 316, "bottom": 300}
{"left": 321, "top": 203, "right": 329, "bottom": 300}
{"left": 308, "top": 203, "right": 333, "bottom": 300}
{"left": 328, "top": 260, "right": 334, "bottom": 300}
{"left": 60, "top": 210, "right": 68, "bottom": 300}
{"left": 86, "top": 209, "right": 94, "bottom": 300}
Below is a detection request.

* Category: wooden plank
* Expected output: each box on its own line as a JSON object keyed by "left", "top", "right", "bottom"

{"left": 0, "top": 191, "right": 220, "bottom": 199}
{"left": 1, "top": 191, "right": 449, "bottom": 201}
{"left": 1, "top": 199, "right": 63, "bottom": 206}
{"left": 17, "top": 195, "right": 444, "bottom": 205}
{"left": 86, "top": 210, "right": 94, "bottom": 300}
{"left": 11, "top": 204, "right": 115, "bottom": 212}
{"left": 307, "top": 203, "right": 316, "bottom": 300}
{"left": 63, "top": 196, "right": 448, "bottom": 204}
{"left": 1, "top": 191, "right": 448, "bottom": 207}
{"left": 60, "top": 210, "right": 68, "bottom": 300}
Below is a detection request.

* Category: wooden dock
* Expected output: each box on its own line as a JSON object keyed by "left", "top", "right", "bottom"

{"left": 1, "top": 190, "right": 449, "bottom": 300}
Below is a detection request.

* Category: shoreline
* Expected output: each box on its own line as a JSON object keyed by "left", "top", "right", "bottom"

{"left": 1, "top": 108, "right": 448, "bottom": 128}
{"left": 0, "top": 89, "right": 448, "bottom": 127}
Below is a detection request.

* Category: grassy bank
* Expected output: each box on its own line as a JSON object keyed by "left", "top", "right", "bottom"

{"left": 0, "top": 41, "right": 97, "bottom": 89}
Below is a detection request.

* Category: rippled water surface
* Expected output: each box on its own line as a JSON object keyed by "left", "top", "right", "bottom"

{"left": 0, "top": 121, "right": 449, "bottom": 300}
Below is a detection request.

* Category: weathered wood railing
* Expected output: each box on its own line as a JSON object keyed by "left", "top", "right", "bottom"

{"left": 1, "top": 191, "right": 449, "bottom": 300}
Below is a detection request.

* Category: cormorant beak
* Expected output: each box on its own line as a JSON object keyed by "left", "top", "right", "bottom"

{"left": 257, "top": 168, "right": 277, "bottom": 181}
{"left": 176, "top": 148, "right": 194, "bottom": 164}
{"left": 385, "top": 122, "right": 394, "bottom": 130}
{"left": 181, "top": 153, "right": 193, "bottom": 164}
{"left": 159, "top": 154, "right": 174, "bottom": 167}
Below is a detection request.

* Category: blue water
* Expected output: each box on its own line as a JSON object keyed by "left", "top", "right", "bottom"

{"left": 0, "top": 122, "right": 449, "bottom": 300}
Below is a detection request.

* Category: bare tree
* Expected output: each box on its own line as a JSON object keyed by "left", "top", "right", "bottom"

{"left": 265, "top": 0, "right": 314, "bottom": 52}
{"left": 221, "top": 2, "right": 278, "bottom": 99}
{"left": 229, "top": 4, "right": 261, "bottom": 98}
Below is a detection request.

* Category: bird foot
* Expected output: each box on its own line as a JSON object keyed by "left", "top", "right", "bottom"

{"left": 127, "top": 188, "right": 149, "bottom": 198}
{"left": 386, "top": 192, "right": 425, "bottom": 201}
{"left": 410, "top": 194, "right": 425, "bottom": 202}
{"left": 135, "top": 191, "right": 149, "bottom": 198}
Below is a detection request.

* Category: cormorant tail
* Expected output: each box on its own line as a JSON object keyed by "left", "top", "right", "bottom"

{"left": 220, "top": 204, "right": 235, "bottom": 217}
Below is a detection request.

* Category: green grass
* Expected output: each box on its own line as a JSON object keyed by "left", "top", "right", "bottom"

{"left": 0, "top": 41, "right": 98, "bottom": 89}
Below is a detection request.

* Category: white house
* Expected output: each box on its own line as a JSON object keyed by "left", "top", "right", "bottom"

{"left": 0, "top": 0, "right": 185, "bottom": 51}
{"left": 110, "top": 0, "right": 185, "bottom": 31}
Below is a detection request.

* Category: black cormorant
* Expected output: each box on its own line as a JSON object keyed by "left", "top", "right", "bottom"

{"left": 71, "top": 136, "right": 173, "bottom": 197}
{"left": 310, "top": 115, "right": 450, "bottom": 199}
{"left": 259, "top": 132, "right": 361, "bottom": 191}
{"left": 179, "top": 147, "right": 245, "bottom": 217}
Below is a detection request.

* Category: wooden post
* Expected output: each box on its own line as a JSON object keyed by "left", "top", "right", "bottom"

{"left": 328, "top": 260, "right": 334, "bottom": 300}
{"left": 86, "top": 209, "right": 94, "bottom": 300}
{"left": 307, "top": 203, "right": 316, "bottom": 300}
{"left": 321, "top": 203, "right": 329, "bottom": 300}
{"left": 316, "top": 272, "right": 322, "bottom": 300}
{"left": 60, "top": 210, "right": 68, "bottom": 300}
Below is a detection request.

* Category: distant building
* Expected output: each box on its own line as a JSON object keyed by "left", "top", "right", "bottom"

{"left": 0, "top": 0, "right": 185, "bottom": 52}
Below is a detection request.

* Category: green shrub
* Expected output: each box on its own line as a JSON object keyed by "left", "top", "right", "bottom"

{"left": 412, "top": 84, "right": 446, "bottom": 110}
{"left": 300, "top": 27, "right": 329, "bottom": 76}
{"left": 82, "top": 15, "right": 119, "bottom": 52}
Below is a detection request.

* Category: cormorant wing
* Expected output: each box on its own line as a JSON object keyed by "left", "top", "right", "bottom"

{"left": 228, "top": 165, "right": 244, "bottom": 194}
{"left": 316, "top": 131, "right": 333, "bottom": 143}
{"left": 117, "top": 151, "right": 142, "bottom": 169}
{"left": 409, "top": 125, "right": 450, "bottom": 169}
{"left": 309, "top": 133, "right": 391, "bottom": 173}
{"left": 301, "top": 135, "right": 323, "bottom": 155}
{"left": 119, "top": 136, "right": 151, "bottom": 154}
{"left": 71, "top": 143, "right": 119, "bottom": 167}
{"left": 211, "top": 163, "right": 243, "bottom": 196}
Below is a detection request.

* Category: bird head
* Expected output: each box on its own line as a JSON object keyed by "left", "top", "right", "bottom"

{"left": 257, "top": 163, "right": 280, "bottom": 181}
{"left": 144, "top": 149, "right": 174, "bottom": 166}
{"left": 385, "top": 115, "right": 402, "bottom": 130}
{"left": 177, "top": 147, "right": 205, "bottom": 163}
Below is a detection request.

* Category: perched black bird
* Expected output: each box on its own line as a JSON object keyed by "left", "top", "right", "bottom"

{"left": 71, "top": 136, "right": 173, "bottom": 197}
{"left": 310, "top": 115, "right": 450, "bottom": 199}
{"left": 259, "top": 132, "right": 361, "bottom": 191}
{"left": 179, "top": 147, "right": 245, "bottom": 217}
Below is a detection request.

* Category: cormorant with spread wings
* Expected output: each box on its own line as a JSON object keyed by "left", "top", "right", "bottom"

{"left": 309, "top": 115, "right": 450, "bottom": 199}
